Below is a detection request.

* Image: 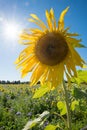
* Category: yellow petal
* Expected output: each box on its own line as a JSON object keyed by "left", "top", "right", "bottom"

{"left": 47, "top": 63, "right": 64, "bottom": 88}
{"left": 68, "top": 43, "right": 84, "bottom": 67}
{"left": 45, "top": 10, "right": 53, "bottom": 31}
{"left": 30, "top": 14, "right": 47, "bottom": 28}
{"left": 19, "top": 40, "right": 35, "bottom": 45}
{"left": 66, "top": 37, "right": 83, "bottom": 48}
{"left": 65, "top": 61, "right": 72, "bottom": 76}
{"left": 17, "top": 46, "right": 34, "bottom": 63}
{"left": 62, "top": 27, "right": 70, "bottom": 35}
{"left": 58, "top": 7, "right": 69, "bottom": 31}
{"left": 30, "top": 63, "right": 46, "bottom": 86}
{"left": 29, "top": 14, "right": 47, "bottom": 30}
{"left": 15, "top": 44, "right": 35, "bottom": 66}
{"left": 29, "top": 28, "right": 43, "bottom": 34}
{"left": 40, "top": 67, "right": 49, "bottom": 84}
{"left": 51, "top": 68, "right": 59, "bottom": 88}
{"left": 65, "top": 52, "right": 77, "bottom": 77}
{"left": 21, "top": 56, "right": 38, "bottom": 78}
{"left": 50, "top": 8, "right": 56, "bottom": 30}
{"left": 16, "top": 54, "right": 35, "bottom": 69}
{"left": 20, "top": 33, "right": 38, "bottom": 42}
{"left": 66, "top": 33, "right": 79, "bottom": 37}
{"left": 30, "top": 14, "right": 40, "bottom": 21}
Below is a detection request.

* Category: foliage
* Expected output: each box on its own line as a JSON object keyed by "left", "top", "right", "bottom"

{"left": 72, "top": 70, "right": 87, "bottom": 85}
{"left": 33, "top": 83, "right": 51, "bottom": 98}
{"left": 57, "top": 101, "right": 67, "bottom": 116}
{"left": 0, "top": 80, "right": 87, "bottom": 130}
{"left": 44, "top": 124, "right": 58, "bottom": 130}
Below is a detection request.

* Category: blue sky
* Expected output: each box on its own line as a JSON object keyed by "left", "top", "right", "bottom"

{"left": 0, "top": 0, "right": 87, "bottom": 81}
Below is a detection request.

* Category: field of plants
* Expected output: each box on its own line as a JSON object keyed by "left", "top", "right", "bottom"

{"left": 0, "top": 79, "right": 87, "bottom": 130}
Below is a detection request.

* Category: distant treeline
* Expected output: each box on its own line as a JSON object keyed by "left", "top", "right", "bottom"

{"left": 0, "top": 80, "right": 30, "bottom": 84}
{"left": 0, "top": 80, "right": 87, "bottom": 85}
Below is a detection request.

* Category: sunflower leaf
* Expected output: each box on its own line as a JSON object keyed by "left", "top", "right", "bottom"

{"left": 72, "top": 87, "right": 87, "bottom": 100}
{"left": 72, "top": 70, "right": 87, "bottom": 85}
{"left": 44, "top": 124, "right": 58, "bottom": 130}
{"left": 71, "top": 100, "right": 79, "bottom": 111}
{"left": 57, "top": 101, "right": 67, "bottom": 115}
{"left": 33, "top": 83, "right": 50, "bottom": 98}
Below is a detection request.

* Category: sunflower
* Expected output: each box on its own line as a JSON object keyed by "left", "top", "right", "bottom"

{"left": 15, "top": 7, "right": 84, "bottom": 88}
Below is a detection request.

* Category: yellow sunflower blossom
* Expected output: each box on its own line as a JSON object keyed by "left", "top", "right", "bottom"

{"left": 15, "top": 7, "right": 85, "bottom": 88}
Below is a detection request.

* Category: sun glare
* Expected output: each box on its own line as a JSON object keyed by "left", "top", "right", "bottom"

{"left": 3, "top": 21, "right": 20, "bottom": 41}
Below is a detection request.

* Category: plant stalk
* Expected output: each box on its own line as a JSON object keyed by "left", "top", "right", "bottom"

{"left": 63, "top": 80, "right": 72, "bottom": 130}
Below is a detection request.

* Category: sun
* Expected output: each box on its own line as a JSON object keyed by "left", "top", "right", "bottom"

{"left": 3, "top": 21, "right": 20, "bottom": 41}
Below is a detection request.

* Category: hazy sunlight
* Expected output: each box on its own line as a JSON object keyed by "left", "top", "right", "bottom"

{"left": 3, "top": 21, "right": 20, "bottom": 41}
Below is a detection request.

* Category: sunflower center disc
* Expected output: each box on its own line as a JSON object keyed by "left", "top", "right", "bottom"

{"left": 35, "top": 32, "right": 68, "bottom": 66}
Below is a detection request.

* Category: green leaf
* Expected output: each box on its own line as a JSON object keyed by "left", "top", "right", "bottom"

{"left": 77, "top": 70, "right": 87, "bottom": 83}
{"left": 44, "top": 124, "right": 58, "bottom": 130}
{"left": 57, "top": 101, "right": 67, "bottom": 115}
{"left": 57, "top": 101, "right": 64, "bottom": 109}
{"left": 33, "top": 83, "right": 51, "bottom": 98}
{"left": 72, "top": 87, "right": 87, "bottom": 100}
{"left": 71, "top": 100, "right": 79, "bottom": 111}
{"left": 72, "top": 70, "right": 87, "bottom": 85}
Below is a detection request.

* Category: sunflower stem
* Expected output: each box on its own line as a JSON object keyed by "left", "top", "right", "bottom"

{"left": 63, "top": 80, "right": 72, "bottom": 130}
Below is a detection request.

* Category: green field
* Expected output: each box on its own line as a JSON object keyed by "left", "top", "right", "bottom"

{"left": 0, "top": 83, "right": 87, "bottom": 130}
